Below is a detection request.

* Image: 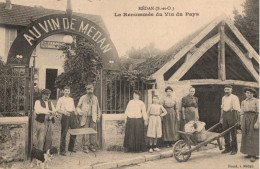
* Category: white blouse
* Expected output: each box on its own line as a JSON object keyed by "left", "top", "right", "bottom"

{"left": 125, "top": 99, "right": 147, "bottom": 120}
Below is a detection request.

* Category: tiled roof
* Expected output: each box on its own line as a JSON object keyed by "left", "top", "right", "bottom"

{"left": 0, "top": 2, "right": 109, "bottom": 34}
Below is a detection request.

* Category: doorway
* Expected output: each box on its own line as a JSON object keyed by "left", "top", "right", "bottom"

{"left": 45, "top": 69, "right": 58, "bottom": 100}
{"left": 195, "top": 85, "right": 223, "bottom": 129}
{"left": 194, "top": 85, "right": 249, "bottom": 129}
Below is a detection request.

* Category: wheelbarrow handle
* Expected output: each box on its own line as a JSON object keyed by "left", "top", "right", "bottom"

{"left": 177, "top": 131, "right": 193, "bottom": 136}
{"left": 207, "top": 123, "right": 222, "bottom": 132}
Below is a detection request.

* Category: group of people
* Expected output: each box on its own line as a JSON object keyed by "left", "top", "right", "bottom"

{"left": 123, "top": 86, "right": 199, "bottom": 153}
{"left": 34, "top": 82, "right": 258, "bottom": 162}
{"left": 220, "top": 85, "right": 259, "bottom": 162}
{"left": 34, "top": 83, "right": 101, "bottom": 156}
{"left": 123, "top": 85, "right": 259, "bottom": 163}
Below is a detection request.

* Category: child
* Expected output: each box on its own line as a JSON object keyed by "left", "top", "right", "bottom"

{"left": 147, "top": 95, "right": 167, "bottom": 153}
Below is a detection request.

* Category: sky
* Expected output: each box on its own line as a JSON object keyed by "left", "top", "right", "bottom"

{"left": 1, "top": 0, "right": 245, "bottom": 57}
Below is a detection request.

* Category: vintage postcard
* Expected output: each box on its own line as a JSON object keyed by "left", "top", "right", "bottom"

{"left": 0, "top": 0, "right": 259, "bottom": 169}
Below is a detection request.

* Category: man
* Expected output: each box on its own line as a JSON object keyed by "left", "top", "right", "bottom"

{"left": 56, "top": 86, "right": 78, "bottom": 156}
{"left": 76, "top": 83, "right": 101, "bottom": 153}
{"left": 34, "top": 89, "right": 56, "bottom": 152}
{"left": 219, "top": 85, "right": 241, "bottom": 155}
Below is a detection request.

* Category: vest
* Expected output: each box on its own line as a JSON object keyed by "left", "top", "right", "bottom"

{"left": 35, "top": 99, "right": 55, "bottom": 123}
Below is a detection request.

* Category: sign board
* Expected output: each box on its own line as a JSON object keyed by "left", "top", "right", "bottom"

{"left": 7, "top": 14, "right": 120, "bottom": 70}
{"left": 40, "top": 40, "right": 64, "bottom": 49}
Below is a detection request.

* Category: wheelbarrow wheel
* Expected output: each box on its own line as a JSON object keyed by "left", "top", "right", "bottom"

{"left": 173, "top": 140, "right": 191, "bottom": 162}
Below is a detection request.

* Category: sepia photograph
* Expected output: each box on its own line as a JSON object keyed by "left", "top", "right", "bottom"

{"left": 0, "top": 0, "right": 259, "bottom": 168}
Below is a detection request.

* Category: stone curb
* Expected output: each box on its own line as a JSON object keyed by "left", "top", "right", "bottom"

{"left": 86, "top": 139, "right": 225, "bottom": 169}
{"left": 144, "top": 153, "right": 161, "bottom": 161}
{"left": 117, "top": 156, "right": 146, "bottom": 168}
{"left": 90, "top": 150, "right": 173, "bottom": 169}
{"left": 160, "top": 150, "right": 173, "bottom": 158}
{"left": 92, "top": 161, "right": 118, "bottom": 169}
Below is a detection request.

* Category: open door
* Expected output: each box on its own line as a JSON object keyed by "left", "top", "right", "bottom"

{"left": 45, "top": 69, "right": 58, "bottom": 100}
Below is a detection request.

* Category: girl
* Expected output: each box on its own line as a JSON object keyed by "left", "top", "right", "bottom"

{"left": 147, "top": 95, "right": 167, "bottom": 153}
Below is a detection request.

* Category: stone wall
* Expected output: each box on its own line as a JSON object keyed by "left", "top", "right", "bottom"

{"left": 102, "top": 114, "right": 125, "bottom": 150}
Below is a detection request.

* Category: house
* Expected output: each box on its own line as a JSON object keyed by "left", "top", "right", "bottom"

{"left": 135, "top": 15, "right": 259, "bottom": 128}
{"left": 0, "top": 0, "right": 110, "bottom": 100}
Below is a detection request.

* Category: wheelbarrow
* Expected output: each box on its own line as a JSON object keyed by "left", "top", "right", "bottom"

{"left": 173, "top": 123, "right": 238, "bottom": 162}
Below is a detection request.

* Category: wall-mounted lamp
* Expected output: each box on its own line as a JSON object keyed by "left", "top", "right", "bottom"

{"left": 109, "top": 60, "right": 114, "bottom": 64}
{"left": 16, "top": 54, "right": 23, "bottom": 59}
{"left": 63, "top": 35, "right": 74, "bottom": 44}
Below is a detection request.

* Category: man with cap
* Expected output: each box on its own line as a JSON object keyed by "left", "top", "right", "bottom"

{"left": 219, "top": 85, "right": 241, "bottom": 155}
{"left": 240, "top": 87, "right": 259, "bottom": 162}
{"left": 34, "top": 89, "right": 56, "bottom": 152}
{"left": 76, "top": 82, "right": 101, "bottom": 153}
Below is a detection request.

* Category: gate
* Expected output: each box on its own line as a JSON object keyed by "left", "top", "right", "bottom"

{"left": 100, "top": 70, "right": 153, "bottom": 114}
{"left": 0, "top": 64, "right": 35, "bottom": 160}
{"left": 0, "top": 66, "right": 32, "bottom": 116}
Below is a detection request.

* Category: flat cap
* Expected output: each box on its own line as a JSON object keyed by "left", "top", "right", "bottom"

{"left": 41, "top": 89, "right": 51, "bottom": 95}
{"left": 165, "top": 86, "right": 173, "bottom": 92}
{"left": 224, "top": 85, "right": 232, "bottom": 89}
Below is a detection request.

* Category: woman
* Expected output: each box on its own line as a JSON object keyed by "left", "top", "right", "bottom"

{"left": 162, "top": 86, "right": 180, "bottom": 147}
{"left": 124, "top": 90, "right": 148, "bottom": 152}
{"left": 240, "top": 87, "right": 259, "bottom": 162}
{"left": 181, "top": 87, "right": 199, "bottom": 123}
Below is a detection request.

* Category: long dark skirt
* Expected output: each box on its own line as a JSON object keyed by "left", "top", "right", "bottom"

{"left": 162, "top": 107, "right": 179, "bottom": 141}
{"left": 240, "top": 112, "right": 259, "bottom": 156}
{"left": 124, "top": 117, "right": 145, "bottom": 152}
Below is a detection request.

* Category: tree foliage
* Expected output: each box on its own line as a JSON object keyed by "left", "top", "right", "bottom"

{"left": 233, "top": 0, "right": 259, "bottom": 53}
{"left": 126, "top": 43, "right": 162, "bottom": 59}
{"left": 55, "top": 36, "right": 102, "bottom": 103}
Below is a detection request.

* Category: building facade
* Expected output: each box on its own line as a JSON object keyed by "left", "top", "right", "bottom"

{"left": 0, "top": 1, "right": 110, "bottom": 100}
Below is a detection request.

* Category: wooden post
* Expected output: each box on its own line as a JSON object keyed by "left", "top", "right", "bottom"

{"left": 103, "top": 72, "right": 108, "bottom": 113}
{"left": 114, "top": 80, "right": 117, "bottom": 114}
{"left": 218, "top": 21, "right": 226, "bottom": 80}
{"left": 124, "top": 80, "right": 126, "bottom": 109}
{"left": 119, "top": 79, "right": 122, "bottom": 111}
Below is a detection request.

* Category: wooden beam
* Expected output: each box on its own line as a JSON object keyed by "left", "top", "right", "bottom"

{"left": 185, "top": 52, "right": 192, "bottom": 62}
{"left": 151, "top": 15, "right": 226, "bottom": 80}
{"left": 224, "top": 35, "right": 259, "bottom": 82}
{"left": 165, "top": 79, "right": 259, "bottom": 88}
{"left": 218, "top": 21, "right": 226, "bottom": 80}
{"left": 225, "top": 18, "right": 259, "bottom": 63}
{"left": 168, "top": 33, "right": 220, "bottom": 81}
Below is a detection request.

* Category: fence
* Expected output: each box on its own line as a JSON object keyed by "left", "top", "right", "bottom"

{"left": 101, "top": 71, "right": 153, "bottom": 114}
{"left": 0, "top": 66, "right": 31, "bottom": 116}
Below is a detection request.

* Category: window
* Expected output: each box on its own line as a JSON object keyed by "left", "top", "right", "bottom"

{"left": 7, "top": 28, "right": 17, "bottom": 52}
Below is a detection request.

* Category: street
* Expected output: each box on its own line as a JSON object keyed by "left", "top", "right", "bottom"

{"left": 124, "top": 144, "right": 259, "bottom": 169}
